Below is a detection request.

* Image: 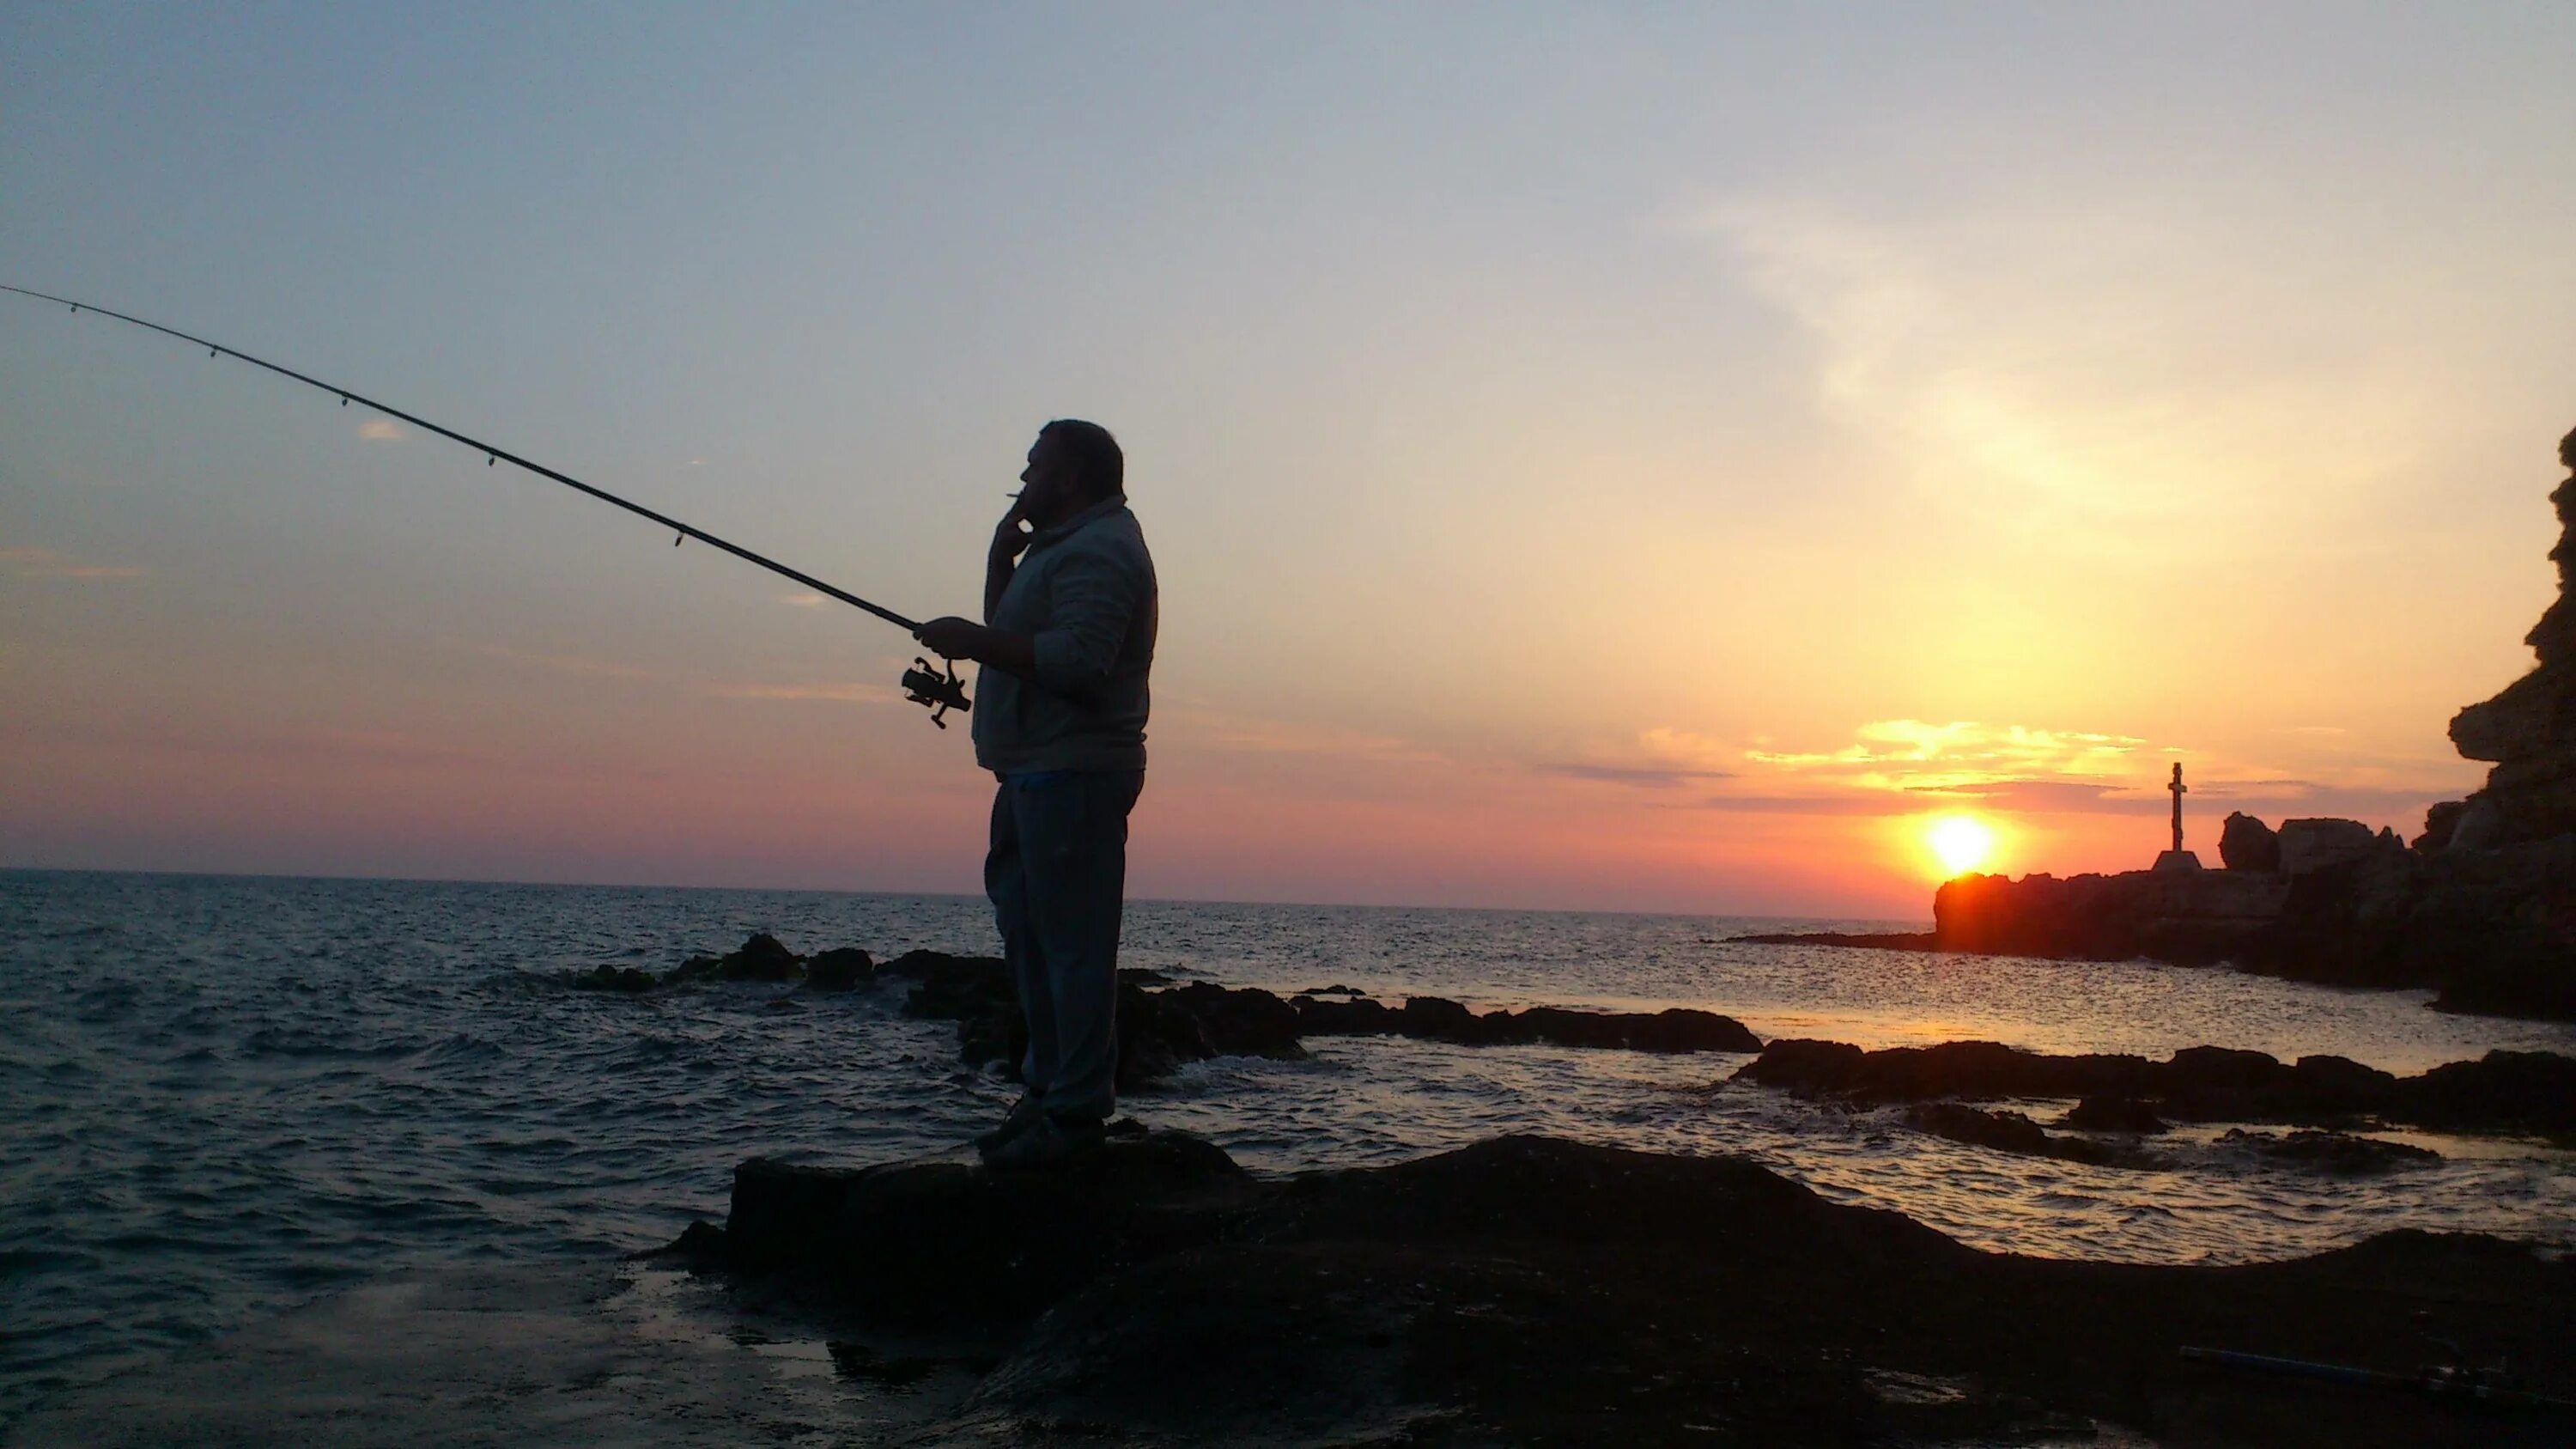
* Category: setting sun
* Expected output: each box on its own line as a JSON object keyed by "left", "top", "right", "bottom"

{"left": 1925, "top": 815, "right": 1996, "bottom": 878}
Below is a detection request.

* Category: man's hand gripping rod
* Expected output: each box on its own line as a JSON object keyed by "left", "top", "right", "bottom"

{"left": 3, "top": 283, "right": 970, "bottom": 728}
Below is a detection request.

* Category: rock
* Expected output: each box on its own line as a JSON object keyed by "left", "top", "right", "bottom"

{"left": 801, "top": 947, "right": 873, "bottom": 989}
{"left": 1731, "top": 1037, "right": 2575, "bottom": 1137}
{"left": 662, "top": 1132, "right": 2575, "bottom": 1446}
{"left": 2414, "top": 801, "right": 2468, "bottom": 855}
{"left": 570, "top": 963, "right": 655, "bottom": 993}
{"left": 1728, "top": 930, "right": 1942, "bottom": 950}
{"left": 2221, "top": 1129, "right": 2441, "bottom": 1174}
{"left": 1933, "top": 868, "right": 2289, "bottom": 964}
{"left": 2404, "top": 1049, "right": 2576, "bottom": 1136}
{"left": 1905, "top": 1103, "right": 2160, "bottom": 1168}
{"left": 1905, "top": 1102, "right": 2052, "bottom": 1155}
{"left": 2448, "top": 430, "right": 2576, "bottom": 844}
{"left": 2275, "top": 819, "right": 2380, "bottom": 876}
{"left": 2220, "top": 812, "right": 2281, "bottom": 872}
{"left": 2059, "top": 1096, "right": 2170, "bottom": 1134}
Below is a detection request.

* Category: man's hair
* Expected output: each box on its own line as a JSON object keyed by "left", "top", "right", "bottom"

{"left": 1042, "top": 418, "right": 1124, "bottom": 500}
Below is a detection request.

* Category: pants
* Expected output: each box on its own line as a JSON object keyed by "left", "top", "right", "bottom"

{"left": 984, "top": 768, "right": 1144, "bottom": 1123}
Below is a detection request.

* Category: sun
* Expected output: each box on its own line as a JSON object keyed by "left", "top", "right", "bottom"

{"left": 1925, "top": 814, "right": 1996, "bottom": 877}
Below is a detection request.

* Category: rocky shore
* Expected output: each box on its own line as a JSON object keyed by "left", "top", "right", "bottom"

{"left": 645, "top": 1131, "right": 2576, "bottom": 1446}
{"left": 577, "top": 935, "right": 1763, "bottom": 1091}
{"left": 1734, "top": 430, "right": 2576, "bottom": 1023}
{"left": 1734, "top": 1036, "right": 2576, "bottom": 1143}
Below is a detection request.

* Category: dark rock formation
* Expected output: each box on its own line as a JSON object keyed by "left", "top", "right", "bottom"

{"left": 2060, "top": 1095, "right": 2171, "bottom": 1134}
{"left": 2220, "top": 812, "right": 2281, "bottom": 872}
{"left": 668, "top": 932, "right": 804, "bottom": 984}
{"left": 570, "top": 963, "right": 656, "bottom": 993}
{"left": 669, "top": 1131, "right": 2576, "bottom": 1446}
{"left": 2416, "top": 799, "right": 2470, "bottom": 855}
{"left": 2275, "top": 819, "right": 2385, "bottom": 877}
{"left": 1902, "top": 1102, "right": 2162, "bottom": 1168}
{"left": 2220, "top": 1129, "right": 2442, "bottom": 1175}
{"left": 1728, "top": 929, "right": 1941, "bottom": 950}
{"left": 800, "top": 946, "right": 873, "bottom": 989}
{"left": 889, "top": 953, "right": 1760, "bottom": 1088}
{"left": 1733, "top": 1038, "right": 2574, "bottom": 1137}
{"left": 2450, "top": 426, "right": 2576, "bottom": 844}
{"left": 1934, "top": 868, "right": 2290, "bottom": 965}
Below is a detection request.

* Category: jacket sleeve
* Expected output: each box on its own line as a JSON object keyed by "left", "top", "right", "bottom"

{"left": 1030, "top": 539, "right": 1146, "bottom": 696}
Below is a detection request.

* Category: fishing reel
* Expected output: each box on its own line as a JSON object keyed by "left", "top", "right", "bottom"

{"left": 902, "top": 656, "right": 972, "bottom": 728}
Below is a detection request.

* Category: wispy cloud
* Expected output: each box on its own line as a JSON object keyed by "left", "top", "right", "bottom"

{"left": 2, "top": 546, "right": 143, "bottom": 579}
{"left": 357, "top": 418, "right": 404, "bottom": 443}
{"left": 1537, "top": 762, "right": 1737, "bottom": 788}
{"left": 1695, "top": 197, "right": 2457, "bottom": 549}
{"left": 1746, "top": 719, "right": 2145, "bottom": 791}
{"left": 1538, "top": 727, "right": 1743, "bottom": 788}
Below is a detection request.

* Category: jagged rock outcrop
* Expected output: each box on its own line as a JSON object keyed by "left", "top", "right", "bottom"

{"left": 2450, "top": 427, "right": 2576, "bottom": 843}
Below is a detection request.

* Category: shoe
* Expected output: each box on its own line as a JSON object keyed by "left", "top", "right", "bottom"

{"left": 973, "top": 1094, "right": 1046, "bottom": 1153}
{"left": 979, "top": 1112, "right": 1106, "bottom": 1168}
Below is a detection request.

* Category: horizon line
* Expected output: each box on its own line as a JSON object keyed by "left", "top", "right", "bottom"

{"left": 0, "top": 861, "right": 1928, "bottom": 929}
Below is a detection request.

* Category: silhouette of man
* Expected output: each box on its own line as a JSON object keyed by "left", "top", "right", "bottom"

{"left": 914, "top": 420, "right": 1156, "bottom": 1165}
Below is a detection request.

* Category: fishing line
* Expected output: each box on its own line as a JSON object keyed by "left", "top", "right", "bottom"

{"left": 1, "top": 283, "right": 971, "bottom": 725}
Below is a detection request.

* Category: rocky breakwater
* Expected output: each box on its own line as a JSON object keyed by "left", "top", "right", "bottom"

{"left": 655, "top": 1132, "right": 2576, "bottom": 1446}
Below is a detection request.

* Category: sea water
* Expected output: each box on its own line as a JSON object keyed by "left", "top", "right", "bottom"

{"left": 5, "top": 868, "right": 2573, "bottom": 1424}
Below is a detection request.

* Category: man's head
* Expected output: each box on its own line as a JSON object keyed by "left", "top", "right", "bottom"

{"left": 1019, "top": 419, "right": 1123, "bottom": 524}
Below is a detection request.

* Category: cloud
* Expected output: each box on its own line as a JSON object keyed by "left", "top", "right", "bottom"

{"left": 1695, "top": 196, "right": 2458, "bottom": 549}
{"left": 1746, "top": 719, "right": 2146, "bottom": 790}
{"left": 1905, "top": 779, "right": 2160, "bottom": 815}
{"left": 1536, "top": 762, "right": 1737, "bottom": 788}
{"left": 1538, "top": 727, "right": 1747, "bottom": 788}
{"left": 781, "top": 593, "right": 828, "bottom": 609}
{"left": 357, "top": 418, "right": 404, "bottom": 442}
{"left": 2, "top": 546, "right": 143, "bottom": 579}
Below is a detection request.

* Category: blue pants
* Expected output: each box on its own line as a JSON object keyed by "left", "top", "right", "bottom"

{"left": 984, "top": 769, "right": 1144, "bottom": 1123}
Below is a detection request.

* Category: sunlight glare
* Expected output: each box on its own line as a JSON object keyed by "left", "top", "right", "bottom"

{"left": 1926, "top": 814, "right": 1996, "bottom": 877}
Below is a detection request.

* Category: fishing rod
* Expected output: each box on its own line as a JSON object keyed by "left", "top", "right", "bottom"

{"left": 0, "top": 283, "right": 972, "bottom": 726}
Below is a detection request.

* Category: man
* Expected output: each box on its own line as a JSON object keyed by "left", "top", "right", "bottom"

{"left": 914, "top": 419, "right": 1156, "bottom": 1166}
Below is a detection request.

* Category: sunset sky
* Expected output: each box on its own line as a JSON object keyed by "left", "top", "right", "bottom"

{"left": 5, "top": 5, "right": 2572, "bottom": 916}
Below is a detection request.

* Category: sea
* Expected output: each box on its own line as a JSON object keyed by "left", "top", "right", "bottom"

{"left": 5, "top": 868, "right": 2574, "bottom": 1427}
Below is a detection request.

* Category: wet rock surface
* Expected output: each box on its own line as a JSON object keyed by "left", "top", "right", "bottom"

{"left": 884, "top": 950, "right": 1762, "bottom": 1087}
{"left": 2221, "top": 1129, "right": 2445, "bottom": 1175}
{"left": 1903, "top": 1102, "right": 2166, "bottom": 1169}
{"left": 655, "top": 1131, "right": 2575, "bottom": 1446}
{"left": 1735, "top": 1038, "right": 2576, "bottom": 1138}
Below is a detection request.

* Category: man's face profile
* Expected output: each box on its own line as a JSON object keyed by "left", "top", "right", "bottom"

{"left": 1018, "top": 431, "right": 1079, "bottom": 521}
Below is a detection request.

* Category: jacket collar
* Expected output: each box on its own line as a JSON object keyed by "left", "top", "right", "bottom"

{"left": 1031, "top": 494, "right": 1128, "bottom": 546}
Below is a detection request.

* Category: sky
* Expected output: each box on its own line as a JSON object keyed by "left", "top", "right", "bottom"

{"left": 3, "top": 3, "right": 2572, "bottom": 917}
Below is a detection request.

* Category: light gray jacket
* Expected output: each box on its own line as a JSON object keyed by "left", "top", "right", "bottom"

{"left": 970, "top": 496, "right": 1157, "bottom": 776}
